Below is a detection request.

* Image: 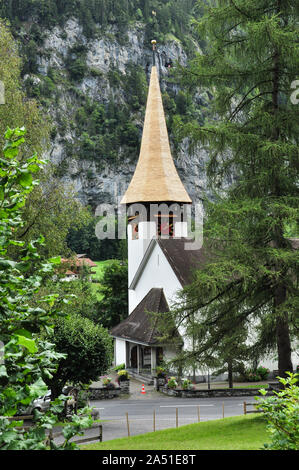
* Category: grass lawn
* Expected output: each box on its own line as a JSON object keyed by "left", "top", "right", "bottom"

{"left": 90, "top": 260, "right": 116, "bottom": 301}
{"left": 92, "top": 260, "right": 116, "bottom": 281}
{"left": 82, "top": 414, "right": 269, "bottom": 451}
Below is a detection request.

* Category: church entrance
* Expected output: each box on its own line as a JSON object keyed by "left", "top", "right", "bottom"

{"left": 130, "top": 345, "right": 138, "bottom": 369}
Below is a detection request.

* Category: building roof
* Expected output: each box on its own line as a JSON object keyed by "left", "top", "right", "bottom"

{"left": 61, "top": 256, "right": 97, "bottom": 268}
{"left": 110, "top": 288, "right": 170, "bottom": 345}
{"left": 157, "top": 238, "right": 209, "bottom": 286}
{"left": 120, "top": 66, "right": 192, "bottom": 205}
{"left": 129, "top": 237, "right": 208, "bottom": 290}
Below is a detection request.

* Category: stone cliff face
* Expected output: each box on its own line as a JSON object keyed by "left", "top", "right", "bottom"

{"left": 35, "top": 18, "right": 211, "bottom": 209}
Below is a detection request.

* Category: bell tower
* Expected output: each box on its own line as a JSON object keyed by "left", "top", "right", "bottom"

{"left": 121, "top": 42, "right": 192, "bottom": 287}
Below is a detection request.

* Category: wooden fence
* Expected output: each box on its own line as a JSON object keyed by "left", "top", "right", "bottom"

{"left": 4, "top": 415, "right": 103, "bottom": 446}
{"left": 243, "top": 401, "right": 263, "bottom": 415}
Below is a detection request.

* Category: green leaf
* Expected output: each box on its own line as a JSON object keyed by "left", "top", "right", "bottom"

{"left": 0, "top": 365, "right": 8, "bottom": 378}
{"left": 17, "top": 172, "right": 33, "bottom": 188}
{"left": 49, "top": 256, "right": 61, "bottom": 265}
{"left": 14, "top": 329, "right": 32, "bottom": 339}
{"left": 0, "top": 259, "right": 17, "bottom": 269}
{"left": 28, "top": 377, "right": 48, "bottom": 400}
{"left": 15, "top": 335, "right": 38, "bottom": 354}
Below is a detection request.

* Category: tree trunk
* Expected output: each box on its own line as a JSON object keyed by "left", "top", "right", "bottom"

{"left": 275, "top": 285, "right": 293, "bottom": 378}
{"left": 228, "top": 360, "right": 233, "bottom": 389}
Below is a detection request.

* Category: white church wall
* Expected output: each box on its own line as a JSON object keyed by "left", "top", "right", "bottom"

{"left": 129, "top": 242, "right": 182, "bottom": 313}
{"left": 128, "top": 222, "right": 156, "bottom": 286}
{"left": 115, "top": 338, "right": 126, "bottom": 366}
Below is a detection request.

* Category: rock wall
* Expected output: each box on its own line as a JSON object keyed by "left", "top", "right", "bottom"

{"left": 32, "top": 18, "right": 212, "bottom": 210}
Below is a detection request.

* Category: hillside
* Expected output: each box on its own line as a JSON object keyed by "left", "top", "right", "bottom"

{"left": 0, "top": 0, "right": 213, "bottom": 209}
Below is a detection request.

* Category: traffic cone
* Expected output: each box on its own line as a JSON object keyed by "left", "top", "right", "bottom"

{"left": 141, "top": 384, "right": 146, "bottom": 394}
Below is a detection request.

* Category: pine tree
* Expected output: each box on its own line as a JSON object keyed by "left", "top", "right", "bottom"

{"left": 171, "top": 0, "right": 299, "bottom": 377}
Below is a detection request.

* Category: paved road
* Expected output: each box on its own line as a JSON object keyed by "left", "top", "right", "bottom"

{"left": 54, "top": 395, "right": 256, "bottom": 445}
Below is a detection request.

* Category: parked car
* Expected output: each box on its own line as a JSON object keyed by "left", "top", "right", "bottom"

{"left": 18, "top": 391, "right": 52, "bottom": 416}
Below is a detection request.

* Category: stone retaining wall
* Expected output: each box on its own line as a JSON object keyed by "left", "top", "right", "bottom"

{"left": 88, "top": 387, "right": 121, "bottom": 400}
{"left": 88, "top": 380, "right": 130, "bottom": 400}
{"left": 160, "top": 387, "right": 274, "bottom": 398}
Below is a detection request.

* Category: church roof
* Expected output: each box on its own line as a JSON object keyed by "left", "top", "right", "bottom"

{"left": 110, "top": 288, "right": 170, "bottom": 345}
{"left": 120, "top": 66, "right": 192, "bottom": 205}
{"left": 157, "top": 238, "right": 209, "bottom": 286}
{"left": 129, "top": 237, "right": 209, "bottom": 290}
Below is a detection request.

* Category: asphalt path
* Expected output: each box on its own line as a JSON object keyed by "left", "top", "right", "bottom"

{"left": 61, "top": 395, "right": 257, "bottom": 445}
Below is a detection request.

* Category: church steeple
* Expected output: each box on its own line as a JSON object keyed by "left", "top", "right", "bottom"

{"left": 121, "top": 54, "right": 192, "bottom": 206}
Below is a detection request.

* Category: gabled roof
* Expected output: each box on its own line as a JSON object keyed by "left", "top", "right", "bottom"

{"left": 120, "top": 66, "right": 191, "bottom": 205}
{"left": 129, "top": 237, "right": 208, "bottom": 290}
{"left": 157, "top": 238, "right": 209, "bottom": 286}
{"left": 110, "top": 288, "right": 169, "bottom": 345}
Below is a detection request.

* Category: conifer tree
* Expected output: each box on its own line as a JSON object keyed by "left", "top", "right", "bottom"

{"left": 171, "top": 0, "right": 299, "bottom": 377}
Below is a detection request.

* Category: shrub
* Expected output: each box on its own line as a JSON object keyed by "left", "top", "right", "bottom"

{"left": 257, "top": 373, "right": 299, "bottom": 450}
{"left": 46, "top": 314, "right": 113, "bottom": 398}
{"left": 167, "top": 377, "right": 178, "bottom": 389}
{"left": 113, "top": 363, "right": 125, "bottom": 372}
{"left": 256, "top": 366, "right": 270, "bottom": 380}
{"left": 182, "top": 379, "right": 193, "bottom": 390}
{"left": 242, "top": 365, "right": 270, "bottom": 382}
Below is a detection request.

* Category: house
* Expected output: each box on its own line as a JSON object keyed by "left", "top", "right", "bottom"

{"left": 60, "top": 254, "right": 97, "bottom": 282}
{"left": 111, "top": 60, "right": 298, "bottom": 381}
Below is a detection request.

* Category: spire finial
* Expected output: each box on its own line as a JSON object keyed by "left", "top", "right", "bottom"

{"left": 151, "top": 39, "right": 157, "bottom": 66}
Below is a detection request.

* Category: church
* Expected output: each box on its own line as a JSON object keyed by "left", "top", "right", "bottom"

{"left": 110, "top": 53, "right": 298, "bottom": 382}
{"left": 110, "top": 59, "right": 207, "bottom": 380}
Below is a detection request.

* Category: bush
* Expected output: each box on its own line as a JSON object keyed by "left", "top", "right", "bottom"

{"left": 113, "top": 363, "right": 125, "bottom": 372}
{"left": 242, "top": 365, "right": 270, "bottom": 382}
{"left": 257, "top": 373, "right": 299, "bottom": 450}
{"left": 167, "top": 377, "right": 178, "bottom": 389}
{"left": 182, "top": 379, "right": 193, "bottom": 390}
{"left": 46, "top": 314, "right": 113, "bottom": 398}
{"left": 256, "top": 366, "right": 270, "bottom": 380}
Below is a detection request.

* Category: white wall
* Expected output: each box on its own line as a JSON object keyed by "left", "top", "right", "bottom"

{"left": 129, "top": 242, "right": 182, "bottom": 313}
{"left": 115, "top": 338, "right": 126, "bottom": 366}
{"left": 128, "top": 222, "right": 156, "bottom": 286}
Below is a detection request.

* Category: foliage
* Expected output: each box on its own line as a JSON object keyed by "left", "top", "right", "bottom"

{"left": 167, "top": 377, "right": 178, "bottom": 389}
{"left": 101, "top": 376, "right": 115, "bottom": 388}
{"left": 0, "top": 1, "right": 197, "bottom": 44}
{"left": 0, "top": 20, "right": 50, "bottom": 155}
{"left": 31, "top": 279, "right": 102, "bottom": 325}
{"left": 116, "top": 370, "right": 130, "bottom": 382}
{"left": 0, "top": 128, "right": 93, "bottom": 450}
{"left": 257, "top": 373, "right": 299, "bottom": 450}
{"left": 156, "top": 366, "right": 166, "bottom": 378}
{"left": 168, "top": 0, "right": 299, "bottom": 378}
{"left": 182, "top": 378, "right": 193, "bottom": 390}
{"left": 66, "top": 209, "right": 124, "bottom": 261}
{"left": 12, "top": 166, "right": 90, "bottom": 259}
{"left": 113, "top": 363, "right": 125, "bottom": 372}
{"left": 241, "top": 365, "right": 270, "bottom": 382}
{"left": 97, "top": 260, "right": 128, "bottom": 329}
{"left": 45, "top": 313, "right": 113, "bottom": 398}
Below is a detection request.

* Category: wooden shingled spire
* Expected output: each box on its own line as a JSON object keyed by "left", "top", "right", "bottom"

{"left": 120, "top": 50, "right": 192, "bottom": 205}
